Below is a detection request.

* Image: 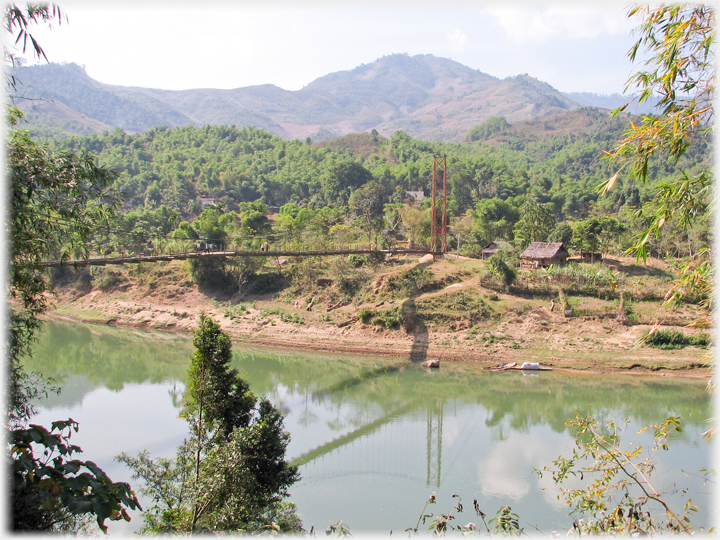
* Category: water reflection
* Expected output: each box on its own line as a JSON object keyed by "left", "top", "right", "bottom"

{"left": 26, "top": 320, "right": 714, "bottom": 534}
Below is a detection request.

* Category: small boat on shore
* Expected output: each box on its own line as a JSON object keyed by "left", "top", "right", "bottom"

{"left": 511, "top": 362, "right": 553, "bottom": 371}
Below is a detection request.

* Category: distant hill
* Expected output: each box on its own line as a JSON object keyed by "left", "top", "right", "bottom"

{"left": 9, "top": 54, "right": 644, "bottom": 143}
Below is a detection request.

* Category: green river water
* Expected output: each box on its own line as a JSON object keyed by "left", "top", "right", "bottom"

{"left": 25, "top": 319, "right": 714, "bottom": 535}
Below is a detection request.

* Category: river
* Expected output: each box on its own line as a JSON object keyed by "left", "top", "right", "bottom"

{"left": 24, "top": 319, "right": 714, "bottom": 535}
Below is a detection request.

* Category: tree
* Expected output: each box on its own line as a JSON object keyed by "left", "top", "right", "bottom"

{"left": 449, "top": 160, "right": 496, "bottom": 212}
{"left": 119, "top": 314, "right": 300, "bottom": 533}
{"left": 470, "top": 197, "right": 519, "bottom": 246}
{"left": 398, "top": 204, "right": 429, "bottom": 247}
{"left": 485, "top": 248, "right": 518, "bottom": 291}
{"left": 602, "top": 4, "right": 714, "bottom": 322}
{"left": 572, "top": 217, "right": 603, "bottom": 259}
{"left": 6, "top": 5, "right": 140, "bottom": 532}
{"left": 512, "top": 192, "right": 556, "bottom": 250}
{"left": 348, "top": 181, "right": 386, "bottom": 243}
{"left": 466, "top": 116, "right": 509, "bottom": 142}
{"left": 322, "top": 160, "right": 373, "bottom": 204}
{"left": 548, "top": 222, "right": 573, "bottom": 246}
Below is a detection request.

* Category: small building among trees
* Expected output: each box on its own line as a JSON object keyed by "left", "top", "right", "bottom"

{"left": 520, "top": 242, "right": 569, "bottom": 268}
{"left": 481, "top": 240, "right": 514, "bottom": 261}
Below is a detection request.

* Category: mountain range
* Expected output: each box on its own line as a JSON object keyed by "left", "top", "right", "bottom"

{"left": 11, "top": 53, "right": 655, "bottom": 143}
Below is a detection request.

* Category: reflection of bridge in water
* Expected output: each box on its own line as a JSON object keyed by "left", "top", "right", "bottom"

{"left": 292, "top": 399, "right": 445, "bottom": 488}
{"left": 39, "top": 249, "right": 443, "bottom": 268}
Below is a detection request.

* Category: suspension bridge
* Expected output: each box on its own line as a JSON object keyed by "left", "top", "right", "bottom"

{"left": 38, "top": 248, "right": 444, "bottom": 269}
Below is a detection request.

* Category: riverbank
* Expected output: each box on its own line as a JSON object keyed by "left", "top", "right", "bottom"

{"left": 47, "top": 254, "right": 711, "bottom": 379}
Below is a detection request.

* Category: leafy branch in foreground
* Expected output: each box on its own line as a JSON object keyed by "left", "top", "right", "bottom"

{"left": 536, "top": 414, "right": 706, "bottom": 535}
{"left": 11, "top": 420, "right": 141, "bottom": 532}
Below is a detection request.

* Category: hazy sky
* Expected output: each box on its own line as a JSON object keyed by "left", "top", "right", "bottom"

{"left": 13, "top": 1, "right": 646, "bottom": 95}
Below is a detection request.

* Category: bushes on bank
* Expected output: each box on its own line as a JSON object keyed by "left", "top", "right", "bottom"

{"left": 645, "top": 329, "right": 710, "bottom": 349}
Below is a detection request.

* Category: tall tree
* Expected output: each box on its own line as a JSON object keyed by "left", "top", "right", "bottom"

{"left": 470, "top": 197, "right": 519, "bottom": 246}
{"left": 348, "top": 180, "right": 386, "bottom": 243}
{"left": 120, "top": 314, "right": 300, "bottom": 533}
{"left": 513, "top": 192, "right": 556, "bottom": 250}
{"left": 322, "top": 160, "right": 373, "bottom": 204}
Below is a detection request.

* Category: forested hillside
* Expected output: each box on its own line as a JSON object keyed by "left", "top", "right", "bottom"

{"left": 43, "top": 105, "right": 711, "bottom": 265}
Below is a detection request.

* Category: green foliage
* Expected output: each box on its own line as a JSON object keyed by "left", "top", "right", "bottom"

{"left": 644, "top": 329, "right": 709, "bottom": 349}
{"left": 466, "top": 116, "right": 509, "bottom": 142}
{"left": 489, "top": 506, "right": 522, "bottom": 536}
{"left": 347, "top": 254, "right": 368, "bottom": 267}
{"left": 374, "top": 306, "right": 403, "bottom": 329}
{"left": 513, "top": 192, "right": 556, "bottom": 250}
{"left": 601, "top": 4, "right": 714, "bottom": 320}
{"left": 119, "top": 315, "right": 300, "bottom": 533}
{"left": 536, "top": 414, "right": 699, "bottom": 534}
{"left": 8, "top": 107, "right": 121, "bottom": 424}
{"left": 415, "top": 291, "right": 489, "bottom": 326}
{"left": 470, "top": 197, "right": 520, "bottom": 245}
{"left": 358, "top": 307, "right": 376, "bottom": 324}
{"left": 485, "top": 250, "right": 518, "bottom": 291}
{"left": 187, "top": 256, "right": 234, "bottom": 291}
{"left": 261, "top": 307, "right": 304, "bottom": 324}
{"left": 385, "top": 266, "right": 435, "bottom": 296}
{"left": 8, "top": 42, "right": 134, "bottom": 529}
{"left": 11, "top": 419, "right": 140, "bottom": 533}
{"left": 90, "top": 267, "right": 126, "bottom": 291}
{"left": 348, "top": 180, "right": 386, "bottom": 240}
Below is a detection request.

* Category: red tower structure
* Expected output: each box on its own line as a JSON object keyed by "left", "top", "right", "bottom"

{"left": 430, "top": 156, "right": 447, "bottom": 253}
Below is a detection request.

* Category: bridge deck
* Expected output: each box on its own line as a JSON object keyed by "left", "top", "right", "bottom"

{"left": 38, "top": 249, "right": 443, "bottom": 268}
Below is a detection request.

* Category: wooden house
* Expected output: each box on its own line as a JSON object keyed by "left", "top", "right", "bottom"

{"left": 520, "top": 242, "right": 569, "bottom": 268}
{"left": 481, "top": 240, "right": 514, "bottom": 260}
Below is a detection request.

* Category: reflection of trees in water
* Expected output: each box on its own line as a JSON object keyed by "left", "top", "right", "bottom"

{"left": 28, "top": 320, "right": 711, "bottom": 434}
{"left": 26, "top": 320, "right": 192, "bottom": 391}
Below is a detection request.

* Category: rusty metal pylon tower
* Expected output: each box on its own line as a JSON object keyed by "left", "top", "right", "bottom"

{"left": 430, "top": 156, "right": 447, "bottom": 253}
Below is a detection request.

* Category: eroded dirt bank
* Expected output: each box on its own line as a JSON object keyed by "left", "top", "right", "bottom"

{"left": 47, "top": 255, "right": 711, "bottom": 380}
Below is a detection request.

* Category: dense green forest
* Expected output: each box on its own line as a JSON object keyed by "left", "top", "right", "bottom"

{"left": 41, "top": 107, "right": 711, "bottom": 260}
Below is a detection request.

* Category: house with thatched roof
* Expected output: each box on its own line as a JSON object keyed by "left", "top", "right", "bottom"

{"left": 481, "top": 240, "right": 514, "bottom": 260}
{"left": 520, "top": 242, "right": 569, "bottom": 268}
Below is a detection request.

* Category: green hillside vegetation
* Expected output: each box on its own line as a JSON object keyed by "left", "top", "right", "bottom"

{"left": 40, "top": 106, "right": 711, "bottom": 266}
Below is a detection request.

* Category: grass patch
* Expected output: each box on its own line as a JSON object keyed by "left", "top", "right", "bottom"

{"left": 644, "top": 329, "right": 710, "bottom": 349}
{"left": 415, "top": 290, "right": 489, "bottom": 327}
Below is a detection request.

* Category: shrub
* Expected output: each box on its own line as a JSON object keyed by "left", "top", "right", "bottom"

{"left": 358, "top": 308, "right": 376, "bottom": 323}
{"left": 485, "top": 252, "right": 517, "bottom": 291}
{"left": 347, "top": 254, "right": 367, "bottom": 268}
{"left": 385, "top": 267, "right": 435, "bottom": 296}
{"left": 645, "top": 329, "right": 710, "bottom": 349}
{"left": 373, "top": 307, "right": 403, "bottom": 329}
{"left": 244, "top": 272, "right": 287, "bottom": 294}
{"left": 90, "top": 267, "right": 126, "bottom": 291}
